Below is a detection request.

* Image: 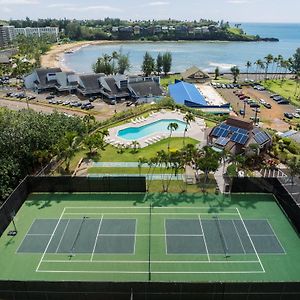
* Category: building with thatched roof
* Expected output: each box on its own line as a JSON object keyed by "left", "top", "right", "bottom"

{"left": 181, "top": 66, "right": 210, "bottom": 83}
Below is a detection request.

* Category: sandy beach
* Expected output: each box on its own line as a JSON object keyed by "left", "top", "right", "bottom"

{"left": 40, "top": 40, "right": 117, "bottom": 71}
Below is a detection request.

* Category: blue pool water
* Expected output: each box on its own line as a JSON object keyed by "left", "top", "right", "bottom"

{"left": 118, "top": 119, "right": 187, "bottom": 141}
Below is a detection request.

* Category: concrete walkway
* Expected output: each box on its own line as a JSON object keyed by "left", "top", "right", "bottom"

{"left": 214, "top": 163, "right": 228, "bottom": 193}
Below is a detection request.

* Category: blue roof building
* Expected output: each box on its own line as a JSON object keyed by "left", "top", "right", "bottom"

{"left": 168, "top": 81, "right": 207, "bottom": 107}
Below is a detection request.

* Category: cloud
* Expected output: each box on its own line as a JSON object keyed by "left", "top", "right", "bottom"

{"left": 64, "top": 5, "right": 121, "bottom": 12}
{"left": 2, "top": 7, "right": 12, "bottom": 12}
{"left": 227, "top": 0, "right": 250, "bottom": 3}
{"left": 147, "top": 1, "right": 170, "bottom": 6}
{"left": 0, "top": 0, "right": 39, "bottom": 4}
{"left": 47, "top": 3, "right": 72, "bottom": 8}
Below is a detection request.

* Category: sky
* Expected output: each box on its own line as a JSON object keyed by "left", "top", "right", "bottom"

{"left": 0, "top": 0, "right": 299, "bottom": 23}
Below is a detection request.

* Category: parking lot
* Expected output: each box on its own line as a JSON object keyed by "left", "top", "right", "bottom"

{"left": 0, "top": 85, "right": 131, "bottom": 121}
{"left": 215, "top": 83, "right": 297, "bottom": 132}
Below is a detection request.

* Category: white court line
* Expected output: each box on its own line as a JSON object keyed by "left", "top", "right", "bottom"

{"left": 42, "top": 259, "right": 260, "bottom": 264}
{"left": 133, "top": 219, "right": 137, "bottom": 255}
{"left": 232, "top": 220, "right": 246, "bottom": 254}
{"left": 15, "top": 218, "right": 37, "bottom": 254}
{"left": 97, "top": 234, "right": 204, "bottom": 237}
{"left": 236, "top": 208, "right": 265, "bottom": 273}
{"left": 36, "top": 270, "right": 265, "bottom": 274}
{"left": 35, "top": 208, "right": 66, "bottom": 272}
{"left": 264, "top": 219, "right": 287, "bottom": 255}
{"left": 90, "top": 215, "right": 103, "bottom": 262}
{"left": 64, "top": 212, "right": 237, "bottom": 216}
{"left": 198, "top": 215, "right": 210, "bottom": 262}
{"left": 55, "top": 219, "right": 70, "bottom": 253}
{"left": 27, "top": 233, "right": 51, "bottom": 236}
{"left": 164, "top": 220, "right": 168, "bottom": 255}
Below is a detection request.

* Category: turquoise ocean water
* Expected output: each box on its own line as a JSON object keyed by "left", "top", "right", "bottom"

{"left": 63, "top": 23, "right": 300, "bottom": 73}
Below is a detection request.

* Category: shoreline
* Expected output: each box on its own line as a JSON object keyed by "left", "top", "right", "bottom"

{"left": 40, "top": 40, "right": 119, "bottom": 71}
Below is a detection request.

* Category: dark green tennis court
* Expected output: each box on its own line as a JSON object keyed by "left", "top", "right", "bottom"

{"left": 1, "top": 192, "right": 300, "bottom": 283}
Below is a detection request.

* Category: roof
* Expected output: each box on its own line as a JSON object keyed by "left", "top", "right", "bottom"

{"left": 35, "top": 68, "right": 62, "bottom": 88}
{"left": 0, "top": 56, "right": 10, "bottom": 64}
{"left": 181, "top": 66, "right": 210, "bottom": 80}
{"left": 129, "top": 81, "right": 163, "bottom": 97}
{"left": 226, "top": 117, "right": 253, "bottom": 131}
{"left": 78, "top": 74, "right": 104, "bottom": 94}
{"left": 169, "top": 81, "right": 207, "bottom": 107}
{"left": 101, "top": 77, "right": 130, "bottom": 98}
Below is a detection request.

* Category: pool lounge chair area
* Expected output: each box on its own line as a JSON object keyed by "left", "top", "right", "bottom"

{"left": 107, "top": 110, "right": 206, "bottom": 148}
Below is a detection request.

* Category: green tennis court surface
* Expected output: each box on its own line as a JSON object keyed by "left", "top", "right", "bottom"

{"left": 1, "top": 193, "right": 300, "bottom": 282}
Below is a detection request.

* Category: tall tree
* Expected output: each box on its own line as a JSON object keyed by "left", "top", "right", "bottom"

{"left": 264, "top": 54, "right": 274, "bottom": 80}
{"left": 156, "top": 53, "right": 163, "bottom": 75}
{"left": 167, "top": 122, "right": 179, "bottom": 152}
{"left": 162, "top": 52, "right": 172, "bottom": 76}
{"left": 214, "top": 67, "right": 220, "bottom": 80}
{"left": 291, "top": 48, "right": 300, "bottom": 74}
{"left": 142, "top": 52, "right": 155, "bottom": 76}
{"left": 230, "top": 66, "right": 240, "bottom": 83}
{"left": 245, "top": 61, "right": 252, "bottom": 80}
{"left": 183, "top": 112, "right": 195, "bottom": 146}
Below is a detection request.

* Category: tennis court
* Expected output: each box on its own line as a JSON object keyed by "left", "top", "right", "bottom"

{"left": 1, "top": 193, "right": 300, "bottom": 282}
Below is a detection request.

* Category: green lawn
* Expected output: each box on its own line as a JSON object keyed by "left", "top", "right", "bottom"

{"left": 88, "top": 167, "right": 177, "bottom": 174}
{"left": 2, "top": 192, "right": 300, "bottom": 283}
{"left": 160, "top": 74, "right": 181, "bottom": 89}
{"left": 96, "top": 137, "right": 198, "bottom": 163}
{"left": 262, "top": 79, "right": 300, "bottom": 107}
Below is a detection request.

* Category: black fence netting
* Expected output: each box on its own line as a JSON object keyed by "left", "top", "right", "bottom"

{"left": 0, "top": 176, "right": 146, "bottom": 237}
{"left": 0, "top": 281, "right": 300, "bottom": 300}
{"left": 231, "top": 177, "right": 300, "bottom": 234}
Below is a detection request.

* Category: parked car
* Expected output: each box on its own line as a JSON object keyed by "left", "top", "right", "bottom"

{"left": 57, "top": 100, "right": 63, "bottom": 104}
{"left": 89, "top": 96, "right": 97, "bottom": 102}
{"left": 27, "top": 96, "right": 36, "bottom": 100}
{"left": 250, "top": 102, "right": 260, "bottom": 108}
{"left": 46, "top": 95, "right": 55, "bottom": 100}
{"left": 277, "top": 99, "right": 289, "bottom": 105}
{"left": 270, "top": 94, "right": 279, "bottom": 98}
{"left": 295, "top": 109, "right": 300, "bottom": 113}
{"left": 284, "top": 112, "right": 293, "bottom": 119}
{"left": 239, "top": 109, "right": 245, "bottom": 116}
{"left": 62, "top": 100, "right": 70, "bottom": 105}
{"left": 293, "top": 113, "right": 300, "bottom": 118}
{"left": 263, "top": 103, "right": 272, "bottom": 109}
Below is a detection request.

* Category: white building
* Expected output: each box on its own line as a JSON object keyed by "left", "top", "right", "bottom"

{"left": 14, "top": 27, "right": 59, "bottom": 41}
{"left": 0, "top": 25, "right": 16, "bottom": 47}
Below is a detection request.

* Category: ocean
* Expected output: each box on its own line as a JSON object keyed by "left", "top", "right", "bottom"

{"left": 63, "top": 23, "right": 300, "bottom": 74}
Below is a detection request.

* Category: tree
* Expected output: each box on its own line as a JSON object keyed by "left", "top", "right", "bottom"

{"left": 230, "top": 66, "right": 240, "bottom": 83}
{"left": 130, "top": 140, "right": 140, "bottom": 153}
{"left": 245, "top": 61, "right": 252, "bottom": 80}
{"left": 117, "top": 51, "right": 130, "bottom": 74}
{"left": 142, "top": 52, "right": 155, "bottom": 76}
{"left": 167, "top": 122, "right": 179, "bottom": 152}
{"left": 82, "top": 114, "right": 96, "bottom": 133}
{"left": 92, "top": 54, "right": 115, "bottom": 75}
{"left": 264, "top": 54, "right": 273, "bottom": 79}
{"left": 138, "top": 157, "right": 147, "bottom": 176}
{"left": 156, "top": 53, "right": 163, "bottom": 75}
{"left": 83, "top": 133, "right": 105, "bottom": 155}
{"left": 195, "top": 146, "right": 221, "bottom": 190}
{"left": 291, "top": 48, "right": 300, "bottom": 73}
{"left": 162, "top": 52, "right": 172, "bottom": 76}
{"left": 287, "top": 156, "right": 300, "bottom": 185}
{"left": 214, "top": 67, "right": 220, "bottom": 80}
{"left": 183, "top": 112, "right": 195, "bottom": 146}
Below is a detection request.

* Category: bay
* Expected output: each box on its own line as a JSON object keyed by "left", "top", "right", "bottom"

{"left": 63, "top": 23, "right": 300, "bottom": 74}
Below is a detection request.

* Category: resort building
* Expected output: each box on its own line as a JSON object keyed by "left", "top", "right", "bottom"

{"left": 180, "top": 66, "right": 210, "bottom": 83}
{"left": 0, "top": 25, "right": 16, "bottom": 47}
{"left": 169, "top": 80, "right": 230, "bottom": 114}
{"left": 208, "top": 117, "right": 272, "bottom": 155}
{"left": 14, "top": 27, "right": 59, "bottom": 41}
{"left": 24, "top": 68, "right": 164, "bottom": 101}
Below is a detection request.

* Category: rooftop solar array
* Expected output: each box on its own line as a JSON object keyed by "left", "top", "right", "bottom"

{"left": 211, "top": 124, "right": 249, "bottom": 145}
{"left": 253, "top": 130, "right": 270, "bottom": 145}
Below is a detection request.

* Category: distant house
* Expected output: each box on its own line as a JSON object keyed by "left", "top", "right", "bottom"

{"left": 128, "top": 76, "right": 164, "bottom": 103}
{"left": 99, "top": 75, "right": 130, "bottom": 100}
{"left": 24, "top": 68, "right": 62, "bottom": 92}
{"left": 181, "top": 66, "right": 210, "bottom": 83}
{"left": 77, "top": 74, "right": 105, "bottom": 96}
{"left": 208, "top": 117, "right": 272, "bottom": 155}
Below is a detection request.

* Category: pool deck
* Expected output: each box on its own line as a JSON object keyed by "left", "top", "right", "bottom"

{"left": 107, "top": 110, "right": 206, "bottom": 148}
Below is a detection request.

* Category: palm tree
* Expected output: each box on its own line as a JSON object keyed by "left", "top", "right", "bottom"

{"left": 264, "top": 54, "right": 273, "bottom": 80}
{"left": 156, "top": 150, "right": 169, "bottom": 192}
{"left": 245, "top": 61, "right": 252, "bottom": 80}
{"left": 183, "top": 112, "right": 195, "bottom": 146}
{"left": 287, "top": 156, "right": 300, "bottom": 185}
{"left": 230, "top": 66, "right": 240, "bottom": 83}
{"left": 138, "top": 157, "right": 148, "bottom": 176}
{"left": 130, "top": 140, "right": 140, "bottom": 153}
{"left": 254, "top": 59, "right": 262, "bottom": 81}
{"left": 214, "top": 67, "right": 220, "bottom": 80}
{"left": 167, "top": 122, "right": 179, "bottom": 152}
{"left": 274, "top": 55, "right": 283, "bottom": 79}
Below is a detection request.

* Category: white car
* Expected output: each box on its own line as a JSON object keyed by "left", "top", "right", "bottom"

{"left": 293, "top": 113, "right": 300, "bottom": 118}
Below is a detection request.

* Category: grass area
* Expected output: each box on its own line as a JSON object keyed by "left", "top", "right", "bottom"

{"left": 212, "top": 77, "right": 232, "bottom": 84}
{"left": 262, "top": 79, "right": 300, "bottom": 107}
{"left": 2, "top": 192, "right": 300, "bottom": 283}
{"left": 160, "top": 74, "right": 181, "bottom": 89}
{"left": 205, "top": 119, "right": 218, "bottom": 128}
{"left": 88, "top": 167, "right": 177, "bottom": 174}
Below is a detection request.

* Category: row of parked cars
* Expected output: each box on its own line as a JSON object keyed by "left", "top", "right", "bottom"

{"left": 6, "top": 92, "right": 36, "bottom": 100}
{"left": 0, "top": 76, "right": 10, "bottom": 85}
{"left": 48, "top": 99, "right": 95, "bottom": 110}
{"left": 270, "top": 94, "right": 289, "bottom": 105}
{"left": 284, "top": 109, "right": 300, "bottom": 119}
{"left": 212, "top": 82, "right": 242, "bottom": 89}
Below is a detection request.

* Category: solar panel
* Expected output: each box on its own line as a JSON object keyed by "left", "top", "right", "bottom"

{"left": 237, "top": 128, "right": 248, "bottom": 135}
{"left": 252, "top": 127, "right": 261, "bottom": 135}
{"left": 220, "top": 124, "right": 230, "bottom": 130}
{"left": 215, "top": 137, "right": 230, "bottom": 146}
{"left": 231, "top": 132, "right": 249, "bottom": 145}
{"left": 240, "top": 135, "right": 248, "bottom": 145}
{"left": 254, "top": 131, "right": 270, "bottom": 145}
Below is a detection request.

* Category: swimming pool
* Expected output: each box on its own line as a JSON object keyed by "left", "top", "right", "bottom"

{"left": 118, "top": 119, "right": 187, "bottom": 141}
